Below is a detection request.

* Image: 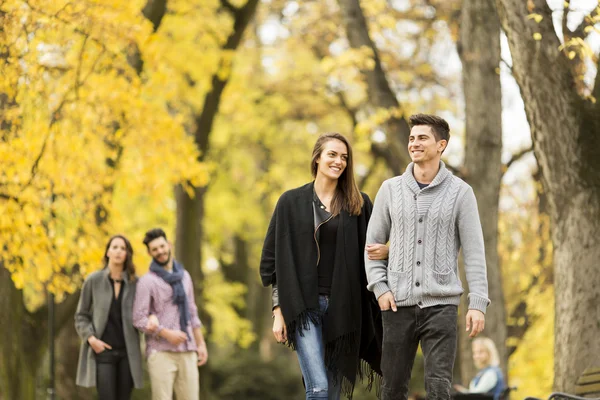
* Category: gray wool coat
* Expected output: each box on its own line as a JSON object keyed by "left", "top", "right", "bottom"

{"left": 74, "top": 268, "right": 144, "bottom": 388}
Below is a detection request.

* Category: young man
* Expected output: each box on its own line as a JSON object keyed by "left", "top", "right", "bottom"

{"left": 365, "top": 114, "right": 489, "bottom": 400}
{"left": 133, "top": 228, "right": 208, "bottom": 400}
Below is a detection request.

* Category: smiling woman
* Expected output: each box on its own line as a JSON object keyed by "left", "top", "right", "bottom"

{"left": 260, "top": 132, "right": 388, "bottom": 399}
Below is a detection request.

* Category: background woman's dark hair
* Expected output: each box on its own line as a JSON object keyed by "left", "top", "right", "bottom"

{"left": 310, "top": 133, "right": 364, "bottom": 216}
{"left": 103, "top": 234, "right": 136, "bottom": 281}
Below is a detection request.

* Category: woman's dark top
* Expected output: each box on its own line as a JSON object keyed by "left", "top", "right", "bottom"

{"left": 100, "top": 278, "right": 126, "bottom": 350}
{"left": 316, "top": 205, "right": 339, "bottom": 295}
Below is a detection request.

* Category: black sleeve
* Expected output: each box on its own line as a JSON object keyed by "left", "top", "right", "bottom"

{"left": 259, "top": 194, "right": 286, "bottom": 287}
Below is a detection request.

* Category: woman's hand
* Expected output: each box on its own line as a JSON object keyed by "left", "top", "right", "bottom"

{"left": 272, "top": 307, "right": 287, "bottom": 343}
{"left": 88, "top": 336, "right": 112, "bottom": 354}
{"left": 146, "top": 314, "right": 159, "bottom": 333}
{"left": 366, "top": 243, "right": 389, "bottom": 260}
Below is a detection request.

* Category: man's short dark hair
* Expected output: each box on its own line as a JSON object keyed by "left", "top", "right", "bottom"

{"left": 143, "top": 228, "right": 167, "bottom": 249}
{"left": 409, "top": 114, "right": 450, "bottom": 142}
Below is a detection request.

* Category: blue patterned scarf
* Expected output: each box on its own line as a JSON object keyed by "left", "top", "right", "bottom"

{"left": 150, "top": 260, "right": 190, "bottom": 337}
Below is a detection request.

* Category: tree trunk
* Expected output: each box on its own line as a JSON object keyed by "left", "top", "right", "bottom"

{"left": 335, "top": 0, "right": 411, "bottom": 174}
{"left": 0, "top": 266, "right": 45, "bottom": 400}
{"left": 458, "top": 0, "right": 507, "bottom": 383}
{"left": 495, "top": 0, "right": 600, "bottom": 391}
{"left": 174, "top": 1, "right": 259, "bottom": 397}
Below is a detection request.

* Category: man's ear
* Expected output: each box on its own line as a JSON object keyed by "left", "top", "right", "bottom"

{"left": 438, "top": 139, "right": 448, "bottom": 153}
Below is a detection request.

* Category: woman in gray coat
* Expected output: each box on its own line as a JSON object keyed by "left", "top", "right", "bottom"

{"left": 75, "top": 234, "right": 154, "bottom": 399}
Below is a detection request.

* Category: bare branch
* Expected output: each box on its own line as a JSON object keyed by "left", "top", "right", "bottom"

{"left": 501, "top": 57, "right": 513, "bottom": 72}
{"left": 0, "top": 193, "right": 20, "bottom": 202}
{"left": 502, "top": 145, "right": 534, "bottom": 176}
{"left": 562, "top": 0, "right": 570, "bottom": 41}
{"left": 592, "top": 55, "right": 600, "bottom": 105}
{"left": 22, "top": 1, "right": 115, "bottom": 58}
{"left": 74, "top": 35, "right": 89, "bottom": 100}
{"left": 142, "top": 0, "right": 168, "bottom": 32}
{"left": 444, "top": 162, "right": 464, "bottom": 179}
{"left": 220, "top": 0, "right": 238, "bottom": 15}
{"left": 358, "top": 157, "right": 379, "bottom": 189}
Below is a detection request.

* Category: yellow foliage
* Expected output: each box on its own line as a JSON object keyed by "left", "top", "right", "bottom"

{"left": 0, "top": 0, "right": 205, "bottom": 303}
{"left": 203, "top": 266, "right": 256, "bottom": 348}
{"left": 500, "top": 180, "right": 554, "bottom": 398}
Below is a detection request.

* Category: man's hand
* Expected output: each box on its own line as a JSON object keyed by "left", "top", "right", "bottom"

{"left": 377, "top": 291, "right": 397, "bottom": 312}
{"left": 161, "top": 329, "right": 188, "bottom": 345}
{"left": 465, "top": 309, "right": 485, "bottom": 337}
{"left": 272, "top": 307, "right": 287, "bottom": 343}
{"left": 88, "top": 336, "right": 112, "bottom": 354}
{"left": 146, "top": 314, "right": 159, "bottom": 333}
{"left": 366, "top": 244, "right": 389, "bottom": 260}
{"left": 197, "top": 341, "right": 208, "bottom": 366}
{"left": 453, "top": 384, "right": 468, "bottom": 393}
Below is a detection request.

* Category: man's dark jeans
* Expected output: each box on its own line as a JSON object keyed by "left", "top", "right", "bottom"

{"left": 380, "top": 305, "right": 458, "bottom": 400}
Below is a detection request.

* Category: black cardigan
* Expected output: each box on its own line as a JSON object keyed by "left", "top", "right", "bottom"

{"left": 260, "top": 182, "right": 382, "bottom": 397}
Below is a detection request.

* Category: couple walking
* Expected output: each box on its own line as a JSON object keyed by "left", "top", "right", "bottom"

{"left": 75, "top": 228, "right": 207, "bottom": 400}
{"left": 260, "top": 113, "right": 489, "bottom": 400}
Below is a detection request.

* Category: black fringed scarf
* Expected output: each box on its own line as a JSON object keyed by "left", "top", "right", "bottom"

{"left": 260, "top": 182, "right": 382, "bottom": 398}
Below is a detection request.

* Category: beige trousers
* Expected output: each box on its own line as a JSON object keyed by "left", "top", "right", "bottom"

{"left": 147, "top": 351, "right": 199, "bottom": 400}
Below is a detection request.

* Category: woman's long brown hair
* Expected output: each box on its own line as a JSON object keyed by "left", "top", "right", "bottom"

{"left": 310, "top": 133, "right": 364, "bottom": 216}
{"left": 103, "top": 234, "right": 136, "bottom": 281}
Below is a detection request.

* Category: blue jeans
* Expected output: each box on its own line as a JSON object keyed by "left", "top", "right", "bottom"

{"left": 295, "top": 295, "right": 341, "bottom": 400}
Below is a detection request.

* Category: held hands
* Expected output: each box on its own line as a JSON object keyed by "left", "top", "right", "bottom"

{"left": 197, "top": 342, "right": 208, "bottom": 367}
{"left": 466, "top": 309, "right": 485, "bottom": 337}
{"left": 161, "top": 328, "right": 188, "bottom": 345}
{"left": 146, "top": 314, "right": 159, "bottom": 333}
{"left": 88, "top": 336, "right": 112, "bottom": 354}
{"left": 366, "top": 244, "right": 389, "bottom": 260}
{"left": 378, "top": 291, "right": 397, "bottom": 312}
{"left": 272, "top": 307, "right": 287, "bottom": 343}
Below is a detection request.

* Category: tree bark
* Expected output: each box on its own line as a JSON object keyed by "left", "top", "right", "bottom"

{"left": 495, "top": 0, "right": 600, "bottom": 391}
{"left": 336, "top": 0, "right": 411, "bottom": 174}
{"left": 0, "top": 266, "right": 46, "bottom": 400}
{"left": 458, "top": 0, "right": 507, "bottom": 383}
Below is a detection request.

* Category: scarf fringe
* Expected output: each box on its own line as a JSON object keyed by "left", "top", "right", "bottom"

{"left": 322, "top": 331, "right": 382, "bottom": 399}
{"left": 359, "top": 358, "right": 382, "bottom": 399}
{"left": 336, "top": 362, "right": 382, "bottom": 400}
{"left": 284, "top": 308, "right": 323, "bottom": 350}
